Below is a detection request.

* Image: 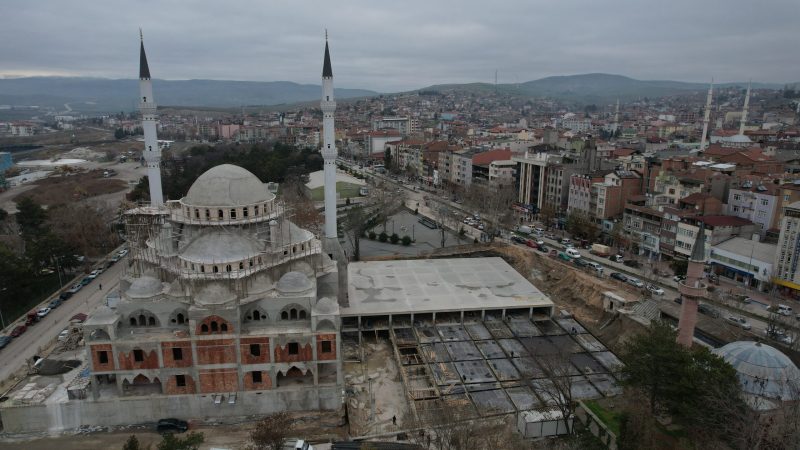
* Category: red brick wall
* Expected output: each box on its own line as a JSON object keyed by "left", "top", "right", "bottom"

{"left": 198, "top": 368, "right": 239, "bottom": 393}
{"left": 163, "top": 374, "right": 197, "bottom": 395}
{"left": 196, "top": 339, "right": 236, "bottom": 365}
{"left": 161, "top": 341, "right": 193, "bottom": 368}
{"left": 240, "top": 337, "right": 270, "bottom": 364}
{"left": 90, "top": 344, "right": 114, "bottom": 371}
{"left": 274, "top": 341, "right": 313, "bottom": 363}
{"left": 196, "top": 315, "right": 233, "bottom": 335}
{"left": 117, "top": 348, "right": 159, "bottom": 370}
{"left": 243, "top": 370, "right": 272, "bottom": 390}
{"left": 316, "top": 334, "right": 337, "bottom": 361}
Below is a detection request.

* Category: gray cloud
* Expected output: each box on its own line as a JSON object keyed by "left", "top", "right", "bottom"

{"left": 0, "top": 0, "right": 796, "bottom": 92}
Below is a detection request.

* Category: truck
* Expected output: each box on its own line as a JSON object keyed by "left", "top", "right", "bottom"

{"left": 516, "top": 225, "right": 532, "bottom": 235}
{"left": 590, "top": 244, "right": 611, "bottom": 257}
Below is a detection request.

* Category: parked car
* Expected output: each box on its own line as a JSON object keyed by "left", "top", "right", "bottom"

{"left": 585, "top": 261, "right": 604, "bottom": 274}
{"left": 673, "top": 275, "right": 686, "bottom": 283}
{"left": 525, "top": 239, "right": 537, "bottom": 248}
{"left": 157, "top": 418, "right": 189, "bottom": 433}
{"left": 59, "top": 291, "right": 73, "bottom": 301}
{"left": 70, "top": 313, "right": 88, "bottom": 324}
{"left": 10, "top": 325, "right": 27, "bottom": 338}
{"left": 673, "top": 297, "right": 683, "bottom": 305}
{"left": 646, "top": 284, "right": 664, "bottom": 296}
{"left": 36, "top": 307, "right": 51, "bottom": 318}
{"left": 561, "top": 238, "right": 572, "bottom": 245}
{"left": 25, "top": 311, "right": 40, "bottom": 326}
{"left": 609, "top": 254, "right": 624, "bottom": 263}
{"left": 0, "top": 335, "right": 12, "bottom": 349}
{"left": 627, "top": 277, "right": 645, "bottom": 288}
{"left": 610, "top": 272, "right": 628, "bottom": 282}
{"left": 574, "top": 258, "right": 590, "bottom": 268}
{"left": 87, "top": 269, "right": 102, "bottom": 279}
{"left": 66, "top": 284, "right": 82, "bottom": 294}
{"left": 537, "top": 244, "right": 549, "bottom": 253}
{"left": 726, "top": 316, "right": 752, "bottom": 330}
{"left": 48, "top": 299, "right": 62, "bottom": 309}
{"left": 566, "top": 248, "right": 581, "bottom": 259}
{"left": 511, "top": 235, "right": 526, "bottom": 244}
{"left": 698, "top": 303, "right": 720, "bottom": 318}
{"left": 79, "top": 277, "right": 92, "bottom": 286}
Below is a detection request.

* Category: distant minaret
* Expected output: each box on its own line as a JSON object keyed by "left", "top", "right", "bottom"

{"left": 138, "top": 30, "right": 163, "bottom": 206}
{"left": 321, "top": 33, "right": 337, "bottom": 239}
{"left": 676, "top": 221, "right": 708, "bottom": 347}
{"left": 612, "top": 99, "right": 620, "bottom": 136}
{"left": 738, "top": 81, "right": 751, "bottom": 136}
{"left": 699, "top": 80, "right": 713, "bottom": 151}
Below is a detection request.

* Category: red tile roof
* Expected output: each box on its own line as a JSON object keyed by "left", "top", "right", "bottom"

{"left": 472, "top": 148, "right": 513, "bottom": 166}
{"left": 695, "top": 215, "right": 753, "bottom": 227}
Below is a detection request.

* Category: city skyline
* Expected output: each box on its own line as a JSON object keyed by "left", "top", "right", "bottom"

{"left": 1, "top": 0, "right": 797, "bottom": 92}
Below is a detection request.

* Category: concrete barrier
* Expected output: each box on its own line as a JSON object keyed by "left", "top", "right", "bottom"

{"left": 576, "top": 401, "right": 618, "bottom": 450}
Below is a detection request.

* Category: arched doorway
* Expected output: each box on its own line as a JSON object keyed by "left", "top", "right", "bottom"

{"left": 122, "top": 374, "right": 163, "bottom": 396}
{"left": 276, "top": 366, "right": 313, "bottom": 387}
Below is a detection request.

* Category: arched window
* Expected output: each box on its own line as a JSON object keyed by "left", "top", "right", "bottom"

{"left": 210, "top": 321, "right": 218, "bottom": 332}
{"left": 243, "top": 207, "right": 249, "bottom": 218}
{"left": 148, "top": 316, "right": 156, "bottom": 326}
{"left": 176, "top": 313, "right": 185, "bottom": 324}
{"left": 213, "top": 266, "right": 218, "bottom": 273}
{"left": 138, "top": 315, "right": 146, "bottom": 326}
{"left": 254, "top": 205, "right": 259, "bottom": 215}
{"left": 299, "top": 310, "right": 307, "bottom": 320}
{"left": 230, "top": 208, "right": 237, "bottom": 219}
{"left": 226, "top": 265, "right": 232, "bottom": 272}
{"left": 281, "top": 311, "right": 289, "bottom": 320}
{"left": 194, "top": 209, "right": 200, "bottom": 219}
{"left": 218, "top": 209, "right": 223, "bottom": 219}
{"left": 239, "top": 262, "right": 244, "bottom": 270}
{"left": 220, "top": 323, "right": 228, "bottom": 332}
{"left": 130, "top": 317, "right": 137, "bottom": 326}
{"left": 200, "top": 266, "right": 205, "bottom": 273}
{"left": 201, "top": 324, "right": 209, "bottom": 333}
{"left": 249, "top": 259, "right": 253, "bottom": 267}
{"left": 290, "top": 309, "right": 297, "bottom": 320}
{"left": 252, "top": 312, "right": 260, "bottom": 321}
{"left": 205, "top": 209, "right": 210, "bottom": 219}
{"left": 257, "top": 257, "right": 262, "bottom": 264}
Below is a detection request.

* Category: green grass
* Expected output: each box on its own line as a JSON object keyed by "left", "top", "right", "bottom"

{"left": 310, "top": 182, "right": 362, "bottom": 201}
{"left": 584, "top": 399, "right": 622, "bottom": 436}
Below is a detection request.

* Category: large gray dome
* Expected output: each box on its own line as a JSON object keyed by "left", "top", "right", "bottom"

{"left": 277, "top": 271, "right": 313, "bottom": 294}
{"left": 184, "top": 164, "right": 275, "bottom": 207}
{"left": 714, "top": 341, "right": 800, "bottom": 401}
{"left": 180, "top": 231, "right": 263, "bottom": 264}
{"left": 127, "top": 276, "right": 164, "bottom": 298}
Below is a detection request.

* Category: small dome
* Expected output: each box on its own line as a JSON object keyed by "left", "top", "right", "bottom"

{"left": 277, "top": 271, "right": 312, "bottom": 294}
{"left": 314, "top": 297, "right": 338, "bottom": 315}
{"left": 714, "top": 341, "right": 800, "bottom": 401}
{"left": 184, "top": 164, "right": 275, "bottom": 207}
{"left": 726, "top": 134, "right": 752, "bottom": 144}
{"left": 127, "top": 276, "right": 164, "bottom": 298}
{"left": 180, "top": 231, "right": 263, "bottom": 264}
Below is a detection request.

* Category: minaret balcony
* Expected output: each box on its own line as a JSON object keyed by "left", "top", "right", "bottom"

{"left": 321, "top": 101, "right": 336, "bottom": 112}
{"left": 678, "top": 280, "right": 707, "bottom": 299}
{"left": 138, "top": 102, "right": 157, "bottom": 115}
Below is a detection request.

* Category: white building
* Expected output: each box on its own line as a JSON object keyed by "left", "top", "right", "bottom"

{"left": 709, "top": 237, "right": 775, "bottom": 291}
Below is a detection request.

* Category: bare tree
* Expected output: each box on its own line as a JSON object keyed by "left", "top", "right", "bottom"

{"left": 464, "top": 183, "right": 516, "bottom": 242}
{"left": 281, "top": 174, "right": 322, "bottom": 234}
{"left": 536, "top": 350, "right": 576, "bottom": 435}
{"left": 248, "top": 412, "right": 295, "bottom": 450}
{"left": 341, "top": 181, "right": 405, "bottom": 260}
{"left": 48, "top": 201, "right": 120, "bottom": 258}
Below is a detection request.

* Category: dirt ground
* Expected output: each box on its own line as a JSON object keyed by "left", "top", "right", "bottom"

{"left": 0, "top": 410, "right": 345, "bottom": 450}
{"left": 12, "top": 169, "right": 128, "bottom": 206}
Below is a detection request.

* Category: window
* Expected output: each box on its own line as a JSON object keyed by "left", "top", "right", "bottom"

{"left": 288, "top": 342, "right": 299, "bottom": 355}
{"left": 148, "top": 316, "right": 156, "bottom": 326}
{"left": 176, "top": 313, "right": 185, "bottom": 324}
{"left": 321, "top": 341, "right": 332, "bottom": 353}
{"left": 281, "top": 311, "right": 289, "bottom": 320}
{"left": 218, "top": 209, "right": 223, "bottom": 219}
{"left": 210, "top": 321, "right": 218, "bottom": 332}
{"left": 243, "top": 208, "right": 249, "bottom": 218}
{"left": 252, "top": 371, "right": 262, "bottom": 383}
{"left": 133, "top": 349, "right": 144, "bottom": 362}
{"left": 221, "top": 323, "right": 228, "bottom": 332}
{"left": 213, "top": 266, "right": 218, "bottom": 273}
{"left": 733, "top": 206, "right": 739, "bottom": 212}
{"left": 230, "top": 208, "right": 237, "bottom": 219}
{"left": 172, "top": 347, "right": 183, "bottom": 361}
{"left": 761, "top": 199, "right": 769, "bottom": 206}
{"left": 201, "top": 324, "right": 209, "bottom": 333}
{"left": 200, "top": 265, "right": 205, "bottom": 273}
{"left": 194, "top": 209, "right": 200, "bottom": 219}
{"left": 205, "top": 209, "right": 210, "bottom": 219}
{"left": 254, "top": 205, "right": 259, "bottom": 215}
{"left": 176, "top": 374, "right": 186, "bottom": 387}
{"left": 734, "top": 194, "right": 742, "bottom": 201}
{"left": 98, "top": 351, "right": 109, "bottom": 364}
{"left": 250, "top": 344, "right": 260, "bottom": 356}
{"left": 130, "top": 317, "right": 137, "bottom": 326}
{"left": 226, "top": 265, "right": 232, "bottom": 272}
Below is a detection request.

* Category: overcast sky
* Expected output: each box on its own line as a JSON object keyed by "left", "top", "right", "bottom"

{"left": 1, "top": 0, "right": 796, "bottom": 92}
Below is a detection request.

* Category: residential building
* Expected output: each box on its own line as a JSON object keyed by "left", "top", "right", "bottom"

{"left": 709, "top": 237, "right": 775, "bottom": 291}
{"left": 774, "top": 201, "right": 800, "bottom": 298}
{"left": 675, "top": 216, "right": 756, "bottom": 259}
{"left": 727, "top": 182, "right": 780, "bottom": 235}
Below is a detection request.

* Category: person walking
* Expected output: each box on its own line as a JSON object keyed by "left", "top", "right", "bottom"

{"left": 99, "top": 283, "right": 102, "bottom": 290}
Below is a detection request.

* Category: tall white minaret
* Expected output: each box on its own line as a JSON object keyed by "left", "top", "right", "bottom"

{"left": 612, "top": 99, "right": 620, "bottom": 136}
{"left": 738, "top": 81, "right": 751, "bottom": 136}
{"left": 699, "top": 79, "right": 713, "bottom": 151}
{"left": 321, "top": 34, "right": 337, "bottom": 239}
{"left": 139, "top": 30, "right": 163, "bottom": 206}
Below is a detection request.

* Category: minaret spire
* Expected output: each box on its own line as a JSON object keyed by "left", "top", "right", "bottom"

{"left": 612, "top": 99, "right": 620, "bottom": 137}
{"left": 699, "top": 79, "right": 713, "bottom": 151}
{"left": 321, "top": 34, "right": 337, "bottom": 239}
{"left": 738, "top": 81, "right": 751, "bottom": 135}
{"left": 137, "top": 30, "right": 163, "bottom": 206}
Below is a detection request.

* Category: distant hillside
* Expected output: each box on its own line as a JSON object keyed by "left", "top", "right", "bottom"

{"left": 422, "top": 73, "right": 785, "bottom": 103}
{"left": 0, "top": 77, "right": 377, "bottom": 114}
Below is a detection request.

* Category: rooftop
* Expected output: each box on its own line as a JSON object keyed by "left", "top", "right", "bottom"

{"left": 711, "top": 237, "right": 777, "bottom": 263}
{"left": 344, "top": 257, "right": 554, "bottom": 317}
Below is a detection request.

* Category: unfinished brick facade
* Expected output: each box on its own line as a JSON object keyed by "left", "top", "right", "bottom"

{"left": 243, "top": 370, "right": 272, "bottom": 390}
{"left": 198, "top": 368, "right": 239, "bottom": 393}
{"left": 274, "top": 342, "right": 313, "bottom": 363}
{"left": 240, "top": 337, "right": 270, "bottom": 365}
{"left": 316, "top": 334, "right": 337, "bottom": 361}
{"left": 196, "top": 339, "right": 236, "bottom": 365}
{"left": 161, "top": 341, "right": 193, "bottom": 368}
{"left": 117, "top": 348, "right": 159, "bottom": 371}
{"left": 90, "top": 344, "right": 115, "bottom": 372}
{"left": 163, "top": 373, "right": 197, "bottom": 395}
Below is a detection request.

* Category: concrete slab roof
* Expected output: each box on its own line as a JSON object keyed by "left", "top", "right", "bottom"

{"left": 344, "top": 257, "right": 554, "bottom": 317}
{"left": 305, "top": 169, "right": 366, "bottom": 190}
{"left": 712, "top": 237, "right": 776, "bottom": 264}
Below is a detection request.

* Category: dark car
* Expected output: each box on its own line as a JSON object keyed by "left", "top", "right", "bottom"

{"left": 537, "top": 244, "right": 549, "bottom": 253}
{"left": 610, "top": 272, "right": 628, "bottom": 282}
{"left": 10, "top": 325, "right": 27, "bottom": 338}
{"left": 157, "top": 418, "right": 188, "bottom": 433}
{"left": 574, "top": 258, "right": 590, "bottom": 268}
{"left": 59, "top": 291, "right": 73, "bottom": 301}
{"left": 48, "top": 298, "right": 62, "bottom": 309}
{"left": 0, "top": 335, "right": 11, "bottom": 349}
{"left": 79, "top": 277, "right": 92, "bottom": 286}
{"left": 510, "top": 235, "right": 526, "bottom": 244}
{"left": 674, "top": 297, "right": 683, "bottom": 305}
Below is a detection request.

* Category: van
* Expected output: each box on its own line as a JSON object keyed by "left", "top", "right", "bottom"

{"left": 777, "top": 304, "right": 793, "bottom": 316}
{"left": 566, "top": 248, "right": 581, "bottom": 258}
{"left": 586, "top": 261, "right": 604, "bottom": 274}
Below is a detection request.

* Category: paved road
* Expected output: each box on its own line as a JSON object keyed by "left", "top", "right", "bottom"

{"left": 0, "top": 259, "right": 124, "bottom": 385}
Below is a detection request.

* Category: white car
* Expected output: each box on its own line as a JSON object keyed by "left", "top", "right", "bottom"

{"left": 566, "top": 248, "right": 581, "bottom": 258}
{"left": 37, "top": 307, "right": 51, "bottom": 318}
{"left": 87, "top": 269, "right": 102, "bottom": 279}
{"left": 726, "top": 316, "right": 752, "bottom": 330}
{"left": 646, "top": 284, "right": 664, "bottom": 295}
{"left": 626, "top": 277, "right": 645, "bottom": 288}
{"left": 118, "top": 249, "right": 129, "bottom": 257}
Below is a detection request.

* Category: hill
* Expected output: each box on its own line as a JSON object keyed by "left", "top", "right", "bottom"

{"left": 0, "top": 77, "right": 377, "bottom": 114}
